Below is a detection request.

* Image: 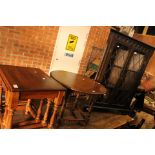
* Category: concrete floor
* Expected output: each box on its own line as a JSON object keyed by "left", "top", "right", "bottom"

{"left": 59, "top": 110, "right": 155, "bottom": 129}
{"left": 2, "top": 97, "right": 154, "bottom": 129}
{"left": 58, "top": 96, "right": 155, "bottom": 129}
{"left": 11, "top": 105, "right": 155, "bottom": 129}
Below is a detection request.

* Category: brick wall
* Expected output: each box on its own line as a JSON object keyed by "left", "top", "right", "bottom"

{"left": 0, "top": 26, "right": 59, "bottom": 73}
{"left": 133, "top": 33, "right": 155, "bottom": 75}
{"left": 78, "top": 26, "right": 110, "bottom": 74}
{"left": 0, "top": 26, "right": 111, "bottom": 75}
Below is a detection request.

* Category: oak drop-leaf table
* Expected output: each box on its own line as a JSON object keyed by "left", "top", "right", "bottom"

{"left": 50, "top": 70, "right": 107, "bottom": 125}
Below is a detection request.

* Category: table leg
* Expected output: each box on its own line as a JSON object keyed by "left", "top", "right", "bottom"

{"left": 57, "top": 90, "right": 70, "bottom": 122}
{"left": 1, "top": 91, "right": 9, "bottom": 128}
{"left": 58, "top": 97, "right": 66, "bottom": 122}
{"left": 42, "top": 98, "right": 51, "bottom": 126}
{"left": 48, "top": 91, "right": 64, "bottom": 129}
{"left": 2, "top": 91, "right": 19, "bottom": 129}
{"left": 87, "top": 95, "right": 94, "bottom": 113}
{"left": 25, "top": 99, "right": 36, "bottom": 118}
{"left": 36, "top": 99, "right": 43, "bottom": 122}
{"left": 0, "top": 81, "right": 2, "bottom": 127}
{"left": 6, "top": 108, "right": 14, "bottom": 129}
{"left": 0, "top": 112, "right": 2, "bottom": 128}
{"left": 1, "top": 106, "right": 8, "bottom": 128}
{"left": 0, "top": 81, "right": 2, "bottom": 108}
{"left": 71, "top": 92, "right": 80, "bottom": 111}
{"left": 25, "top": 99, "right": 31, "bottom": 115}
{"left": 84, "top": 95, "right": 96, "bottom": 124}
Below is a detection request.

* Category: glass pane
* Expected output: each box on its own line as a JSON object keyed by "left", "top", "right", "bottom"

{"left": 128, "top": 52, "right": 144, "bottom": 71}
{"left": 108, "top": 67, "right": 122, "bottom": 86}
{"left": 122, "top": 70, "right": 137, "bottom": 90}
{"left": 106, "top": 44, "right": 128, "bottom": 86}
{"left": 113, "top": 44, "right": 129, "bottom": 67}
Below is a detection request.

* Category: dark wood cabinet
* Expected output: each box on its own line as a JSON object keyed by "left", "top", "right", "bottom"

{"left": 93, "top": 29, "right": 155, "bottom": 115}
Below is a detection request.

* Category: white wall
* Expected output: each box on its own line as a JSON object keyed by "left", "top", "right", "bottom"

{"left": 49, "top": 26, "right": 90, "bottom": 74}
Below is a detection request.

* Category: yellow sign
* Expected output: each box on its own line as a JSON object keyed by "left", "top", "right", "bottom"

{"left": 65, "top": 34, "right": 78, "bottom": 52}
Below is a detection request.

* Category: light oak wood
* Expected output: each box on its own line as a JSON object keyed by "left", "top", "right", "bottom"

{"left": 42, "top": 98, "right": 51, "bottom": 126}
{"left": 25, "top": 99, "right": 31, "bottom": 115}
{"left": 0, "top": 80, "right": 2, "bottom": 107}
{"left": 2, "top": 91, "right": 19, "bottom": 129}
{"left": 25, "top": 99, "right": 36, "bottom": 119}
{"left": 14, "top": 120, "right": 44, "bottom": 129}
{"left": 48, "top": 91, "right": 65, "bottom": 128}
{"left": 36, "top": 99, "right": 43, "bottom": 122}
{"left": 143, "top": 26, "right": 149, "bottom": 35}
{"left": 0, "top": 81, "right": 2, "bottom": 128}
{"left": 0, "top": 65, "right": 66, "bottom": 129}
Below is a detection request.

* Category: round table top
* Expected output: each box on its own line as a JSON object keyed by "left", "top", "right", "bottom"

{"left": 50, "top": 70, "right": 107, "bottom": 95}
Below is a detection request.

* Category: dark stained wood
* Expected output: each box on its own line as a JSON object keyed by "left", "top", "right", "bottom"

{"left": 93, "top": 29, "right": 155, "bottom": 114}
{"left": 51, "top": 70, "right": 107, "bottom": 95}
{"left": 0, "top": 65, "right": 66, "bottom": 92}
{"left": 42, "top": 98, "right": 51, "bottom": 126}
{"left": 50, "top": 70, "right": 107, "bottom": 126}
